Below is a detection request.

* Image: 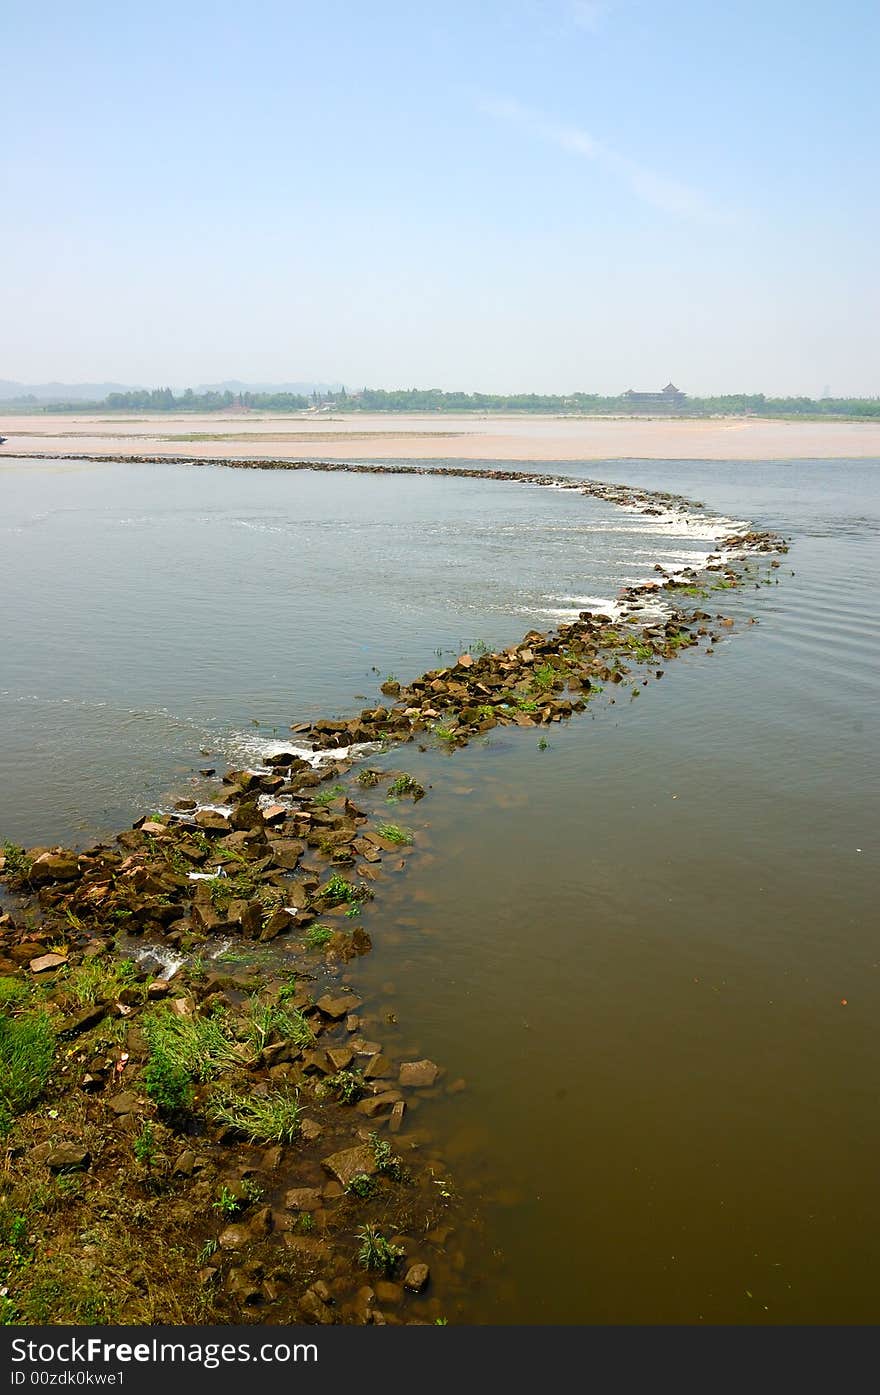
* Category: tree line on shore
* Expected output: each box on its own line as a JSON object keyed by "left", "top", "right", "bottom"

{"left": 7, "top": 385, "right": 880, "bottom": 418}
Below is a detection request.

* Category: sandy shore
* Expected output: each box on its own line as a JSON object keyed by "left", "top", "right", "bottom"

{"left": 2, "top": 411, "right": 880, "bottom": 461}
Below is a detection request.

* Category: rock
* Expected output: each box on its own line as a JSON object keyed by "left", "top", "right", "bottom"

{"left": 107, "top": 1091, "right": 140, "bottom": 1115}
{"left": 30, "top": 852, "right": 79, "bottom": 884}
{"left": 147, "top": 979, "right": 170, "bottom": 998}
{"left": 374, "top": 1281, "right": 404, "bottom": 1305}
{"left": 364, "top": 1053, "right": 393, "bottom": 1080}
{"left": 298, "top": 1287, "right": 335, "bottom": 1324}
{"left": 198, "top": 1266, "right": 219, "bottom": 1288}
{"left": 249, "top": 1206, "right": 273, "bottom": 1238}
{"left": 325, "top": 1046, "right": 354, "bottom": 1072}
{"left": 398, "top": 1059, "right": 440, "bottom": 1088}
{"left": 194, "top": 809, "right": 230, "bottom": 832}
{"left": 262, "top": 1145, "right": 283, "bottom": 1171}
{"left": 300, "top": 1118, "right": 323, "bottom": 1143}
{"left": 29, "top": 952, "right": 67, "bottom": 974}
{"left": 172, "top": 1149, "right": 197, "bottom": 1177}
{"left": 315, "top": 992, "right": 362, "bottom": 1020}
{"left": 46, "top": 1144, "right": 90, "bottom": 1172}
{"left": 140, "top": 820, "right": 167, "bottom": 837}
{"left": 226, "top": 1267, "right": 263, "bottom": 1304}
{"left": 321, "top": 1144, "right": 377, "bottom": 1188}
{"left": 389, "top": 1101, "right": 406, "bottom": 1134}
{"left": 58, "top": 1004, "right": 106, "bottom": 1037}
{"left": 284, "top": 1187, "right": 323, "bottom": 1212}
{"left": 218, "top": 1224, "right": 251, "bottom": 1250}
{"left": 356, "top": 1092, "right": 400, "bottom": 1118}
{"left": 403, "top": 1262, "right": 430, "bottom": 1293}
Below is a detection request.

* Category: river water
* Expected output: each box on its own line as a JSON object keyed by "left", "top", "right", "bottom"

{"left": 1, "top": 454, "right": 878, "bottom": 1322}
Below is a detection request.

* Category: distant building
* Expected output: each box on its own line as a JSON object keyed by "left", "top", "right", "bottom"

{"left": 623, "top": 382, "right": 687, "bottom": 409}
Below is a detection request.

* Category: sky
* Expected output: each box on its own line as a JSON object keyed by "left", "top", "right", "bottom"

{"left": 2, "top": 0, "right": 879, "bottom": 396}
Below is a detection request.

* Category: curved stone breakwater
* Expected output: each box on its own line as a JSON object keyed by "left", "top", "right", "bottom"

{"left": 0, "top": 457, "right": 788, "bottom": 1326}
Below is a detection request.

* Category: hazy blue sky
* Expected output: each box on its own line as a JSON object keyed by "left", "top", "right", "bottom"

{"left": 3, "top": 0, "right": 878, "bottom": 394}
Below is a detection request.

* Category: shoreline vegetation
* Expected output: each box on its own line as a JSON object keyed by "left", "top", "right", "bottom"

{"left": 0, "top": 459, "right": 789, "bottom": 1326}
{"left": 3, "top": 385, "right": 880, "bottom": 420}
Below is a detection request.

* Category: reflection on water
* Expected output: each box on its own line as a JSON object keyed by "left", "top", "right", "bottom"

{"left": 1, "top": 455, "right": 878, "bottom": 1322}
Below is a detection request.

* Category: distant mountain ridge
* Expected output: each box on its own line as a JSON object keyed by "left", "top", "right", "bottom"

{"left": 0, "top": 380, "right": 139, "bottom": 402}
{"left": 0, "top": 379, "right": 340, "bottom": 403}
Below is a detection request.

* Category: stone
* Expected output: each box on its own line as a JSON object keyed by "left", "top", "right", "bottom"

{"left": 140, "top": 820, "right": 167, "bottom": 837}
{"left": 398, "top": 1059, "right": 440, "bottom": 1089}
{"left": 364, "top": 1053, "right": 393, "bottom": 1080}
{"left": 284, "top": 1187, "right": 323, "bottom": 1212}
{"left": 29, "top": 953, "right": 67, "bottom": 974}
{"left": 403, "top": 1263, "right": 430, "bottom": 1293}
{"left": 218, "top": 1224, "right": 251, "bottom": 1250}
{"left": 194, "top": 810, "right": 230, "bottom": 832}
{"left": 316, "top": 992, "right": 362, "bottom": 1020}
{"left": 107, "top": 1091, "right": 140, "bottom": 1115}
{"left": 389, "top": 1101, "right": 406, "bottom": 1133}
{"left": 58, "top": 1004, "right": 106, "bottom": 1037}
{"left": 172, "top": 1149, "right": 197, "bottom": 1177}
{"left": 356, "top": 1092, "right": 400, "bottom": 1119}
{"left": 325, "top": 1046, "right": 354, "bottom": 1072}
{"left": 46, "top": 1144, "right": 90, "bottom": 1171}
{"left": 374, "top": 1281, "right": 404, "bottom": 1305}
{"left": 147, "top": 979, "right": 170, "bottom": 998}
{"left": 225, "top": 1267, "right": 263, "bottom": 1304}
{"left": 321, "top": 1144, "right": 378, "bottom": 1188}
{"left": 298, "top": 1288, "right": 335, "bottom": 1325}
{"left": 299, "top": 1118, "right": 323, "bottom": 1143}
{"left": 30, "top": 852, "right": 79, "bottom": 884}
{"left": 249, "top": 1205, "right": 273, "bottom": 1238}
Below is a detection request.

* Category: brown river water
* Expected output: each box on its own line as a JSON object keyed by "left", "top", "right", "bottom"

{"left": 1, "top": 454, "right": 878, "bottom": 1322}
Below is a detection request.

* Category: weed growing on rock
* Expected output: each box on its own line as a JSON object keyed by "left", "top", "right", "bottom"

{"left": 324, "top": 1070, "right": 364, "bottom": 1104}
{"left": 387, "top": 774, "right": 425, "bottom": 800}
{"left": 375, "top": 823, "right": 413, "bottom": 846}
{"left": 0, "top": 843, "right": 32, "bottom": 881}
{"left": 356, "top": 1224, "right": 404, "bottom": 1276}
{"left": 303, "top": 924, "right": 334, "bottom": 950}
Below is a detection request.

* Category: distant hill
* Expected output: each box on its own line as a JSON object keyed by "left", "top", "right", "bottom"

{"left": 0, "top": 380, "right": 140, "bottom": 403}
{"left": 0, "top": 379, "right": 340, "bottom": 405}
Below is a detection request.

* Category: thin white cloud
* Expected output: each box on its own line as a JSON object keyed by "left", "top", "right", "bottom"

{"left": 480, "top": 96, "right": 716, "bottom": 220}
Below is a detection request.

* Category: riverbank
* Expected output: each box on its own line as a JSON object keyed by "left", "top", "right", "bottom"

{"left": 0, "top": 463, "right": 788, "bottom": 1325}
{"left": 4, "top": 411, "right": 880, "bottom": 460}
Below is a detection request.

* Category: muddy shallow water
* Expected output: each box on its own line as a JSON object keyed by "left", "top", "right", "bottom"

{"left": 2, "top": 455, "right": 878, "bottom": 1322}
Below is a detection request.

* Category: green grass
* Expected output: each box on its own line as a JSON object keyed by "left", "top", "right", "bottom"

{"left": 370, "top": 1132, "right": 403, "bottom": 1180}
{"left": 387, "top": 773, "right": 425, "bottom": 800}
{"left": 0, "top": 978, "right": 28, "bottom": 1011}
{"left": 0, "top": 1013, "right": 54, "bottom": 1123}
{"left": 1, "top": 843, "right": 32, "bottom": 881}
{"left": 324, "top": 1070, "right": 363, "bottom": 1104}
{"left": 143, "top": 1007, "right": 240, "bottom": 1082}
{"left": 65, "top": 958, "right": 139, "bottom": 1007}
{"left": 303, "top": 924, "right": 334, "bottom": 950}
{"left": 356, "top": 769, "right": 382, "bottom": 788}
{"left": 313, "top": 784, "right": 345, "bottom": 807}
{"left": 207, "top": 1089, "right": 301, "bottom": 1144}
{"left": 323, "top": 873, "right": 369, "bottom": 906}
{"left": 375, "top": 823, "right": 414, "bottom": 846}
{"left": 0, "top": 1010, "right": 55, "bottom": 1133}
{"left": 244, "top": 997, "right": 314, "bottom": 1054}
{"left": 356, "top": 1224, "right": 404, "bottom": 1276}
{"left": 531, "top": 663, "right": 561, "bottom": 692}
